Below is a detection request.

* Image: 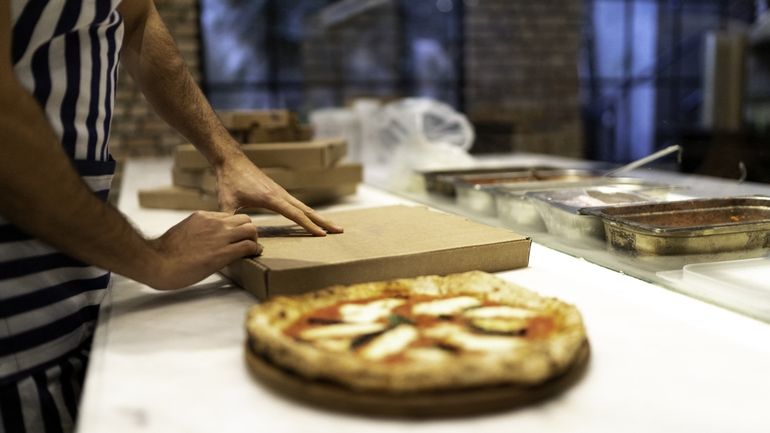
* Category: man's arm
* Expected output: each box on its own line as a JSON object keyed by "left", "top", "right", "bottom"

{"left": 117, "top": 0, "right": 343, "bottom": 237}
{"left": 0, "top": 3, "right": 259, "bottom": 290}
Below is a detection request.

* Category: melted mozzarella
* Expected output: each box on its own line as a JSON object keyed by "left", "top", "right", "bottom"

{"left": 360, "top": 325, "right": 418, "bottom": 360}
{"left": 300, "top": 323, "right": 386, "bottom": 340}
{"left": 471, "top": 317, "right": 528, "bottom": 334}
{"left": 463, "top": 305, "right": 537, "bottom": 319}
{"left": 446, "top": 332, "right": 526, "bottom": 352}
{"left": 412, "top": 296, "right": 481, "bottom": 316}
{"left": 312, "top": 338, "right": 353, "bottom": 352}
{"left": 339, "top": 298, "right": 405, "bottom": 323}
{"left": 422, "top": 323, "right": 463, "bottom": 339}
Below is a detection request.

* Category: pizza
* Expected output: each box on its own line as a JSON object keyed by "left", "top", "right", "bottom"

{"left": 245, "top": 271, "right": 588, "bottom": 393}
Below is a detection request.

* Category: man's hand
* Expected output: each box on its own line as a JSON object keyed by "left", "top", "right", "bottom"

{"left": 143, "top": 212, "right": 261, "bottom": 291}
{"left": 118, "top": 0, "right": 343, "bottom": 237}
{"left": 215, "top": 154, "right": 343, "bottom": 237}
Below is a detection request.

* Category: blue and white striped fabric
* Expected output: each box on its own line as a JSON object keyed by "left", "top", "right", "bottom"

{"left": 2, "top": 1, "right": 124, "bottom": 431}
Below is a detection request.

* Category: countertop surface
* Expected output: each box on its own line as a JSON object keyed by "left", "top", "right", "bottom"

{"left": 76, "top": 158, "right": 770, "bottom": 433}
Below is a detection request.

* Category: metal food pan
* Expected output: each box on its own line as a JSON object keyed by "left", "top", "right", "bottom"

{"left": 455, "top": 169, "right": 603, "bottom": 217}
{"left": 422, "top": 166, "right": 557, "bottom": 196}
{"left": 527, "top": 184, "right": 684, "bottom": 243}
{"left": 494, "top": 177, "right": 660, "bottom": 231}
{"left": 582, "top": 196, "right": 770, "bottom": 256}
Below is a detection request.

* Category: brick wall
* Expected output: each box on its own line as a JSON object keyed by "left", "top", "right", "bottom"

{"left": 465, "top": 0, "right": 584, "bottom": 157}
{"left": 109, "top": 0, "right": 201, "bottom": 159}
{"left": 302, "top": 0, "right": 585, "bottom": 158}
{"left": 302, "top": 1, "right": 401, "bottom": 108}
{"left": 111, "top": 0, "right": 583, "bottom": 160}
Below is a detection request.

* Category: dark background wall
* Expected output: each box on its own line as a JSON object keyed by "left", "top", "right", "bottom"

{"left": 110, "top": 0, "right": 768, "bottom": 181}
{"left": 464, "top": 1, "right": 584, "bottom": 157}
{"left": 110, "top": 0, "right": 202, "bottom": 158}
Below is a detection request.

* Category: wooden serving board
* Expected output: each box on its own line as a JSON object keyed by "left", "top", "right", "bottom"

{"left": 244, "top": 342, "right": 590, "bottom": 418}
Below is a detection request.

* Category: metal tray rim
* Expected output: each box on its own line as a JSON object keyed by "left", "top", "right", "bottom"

{"left": 452, "top": 169, "right": 605, "bottom": 190}
{"left": 492, "top": 177, "right": 658, "bottom": 197}
{"left": 526, "top": 185, "right": 683, "bottom": 215}
{"left": 582, "top": 196, "right": 770, "bottom": 236}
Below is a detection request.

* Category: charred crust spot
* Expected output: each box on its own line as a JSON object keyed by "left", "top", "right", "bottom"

{"left": 469, "top": 324, "right": 527, "bottom": 337}
{"left": 436, "top": 343, "right": 460, "bottom": 353}
{"left": 350, "top": 330, "right": 386, "bottom": 350}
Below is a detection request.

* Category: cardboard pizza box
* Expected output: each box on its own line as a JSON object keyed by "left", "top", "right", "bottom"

{"left": 138, "top": 184, "right": 358, "bottom": 212}
{"left": 217, "top": 110, "right": 309, "bottom": 143}
{"left": 198, "top": 163, "right": 363, "bottom": 194}
{"left": 218, "top": 109, "right": 297, "bottom": 131}
{"left": 297, "top": 124, "right": 314, "bottom": 141}
{"left": 171, "top": 166, "right": 204, "bottom": 189}
{"left": 245, "top": 128, "right": 300, "bottom": 144}
{"left": 138, "top": 186, "right": 219, "bottom": 211}
{"left": 173, "top": 139, "right": 347, "bottom": 170}
{"left": 222, "top": 205, "right": 531, "bottom": 299}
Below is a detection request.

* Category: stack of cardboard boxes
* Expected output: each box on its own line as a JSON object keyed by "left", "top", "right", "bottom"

{"left": 138, "top": 110, "right": 363, "bottom": 211}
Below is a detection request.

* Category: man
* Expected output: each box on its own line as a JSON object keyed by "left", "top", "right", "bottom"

{"left": 0, "top": 1, "right": 342, "bottom": 432}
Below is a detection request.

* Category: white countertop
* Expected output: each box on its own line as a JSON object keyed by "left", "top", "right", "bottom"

{"left": 76, "top": 158, "right": 770, "bottom": 433}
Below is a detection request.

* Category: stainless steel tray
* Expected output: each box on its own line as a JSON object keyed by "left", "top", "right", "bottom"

{"left": 527, "top": 185, "right": 685, "bottom": 243}
{"left": 455, "top": 169, "right": 603, "bottom": 216}
{"left": 582, "top": 196, "right": 770, "bottom": 255}
{"left": 422, "top": 166, "right": 557, "bottom": 196}
{"left": 495, "top": 177, "right": 659, "bottom": 231}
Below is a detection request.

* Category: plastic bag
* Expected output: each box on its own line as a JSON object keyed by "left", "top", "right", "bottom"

{"left": 374, "top": 98, "right": 475, "bottom": 189}
{"left": 310, "top": 108, "right": 361, "bottom": 161}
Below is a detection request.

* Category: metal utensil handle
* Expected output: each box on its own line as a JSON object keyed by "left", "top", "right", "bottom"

{"left": 604, "top": 144, "right": 682, "bottom": 177}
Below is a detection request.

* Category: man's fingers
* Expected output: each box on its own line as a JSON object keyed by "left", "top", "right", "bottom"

{"left": 270, "top": 198, "right": 326, "bottom": 236}
{"left": 283, "top": 194, "right": 344, "bottom": 234}
{"left": 224, "top": 239, "right": 261, "bottom": 261}
{"left": 306, "top": 211, "right": 343, "bottom": 234}
{"left": 227, "top": 222, "right": 258, "bottom": 243}
{"left": 224, "top": 213, "right": 252, "bottom": 227}
{"left": 195, "top": 210, "right": 231, "bottom": 218}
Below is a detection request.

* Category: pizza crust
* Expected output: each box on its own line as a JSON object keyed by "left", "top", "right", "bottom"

{"left": 245, "top": 271, "right": 587, "bottom": 393}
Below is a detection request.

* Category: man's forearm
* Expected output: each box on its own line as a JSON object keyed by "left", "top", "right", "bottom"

{"left": 116, "top": 1, "right": 344, "bottom": 236}
{"left": 119, "top": 1, "right": 241, "bottom": 168}
{"left": 0, "top": 84, "right": 161, "bottom": 284}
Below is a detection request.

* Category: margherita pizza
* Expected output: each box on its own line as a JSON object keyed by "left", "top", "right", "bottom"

{"left": 245, "top": 271, "right": 588, "bottom": 394}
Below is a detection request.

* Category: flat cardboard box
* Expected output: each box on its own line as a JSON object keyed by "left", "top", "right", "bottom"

{"left": 218, "top": 109, "right": 297, "bottom": 131}
{"left": 198, "top": 163, "right": 363, "bottom": 193}
{"left": 171, "top": 166, "right": 203, "bottom": 189}
{"left": 138, "top": 184, "right": 358, "bottom": 211}
{"left": 217, "top": 110, "right": 310, "bottom": 143}
{"left": 223, "top": 205, "right": 531, "bottom": 299}
{"left": 174, "top": 139, "right": 347, "bottom": 170}
{"left": 245, "top": 128, "right": 300, "bottom": 144}
{"left": 138, "top": 186, "right": 219, "bottom": 211}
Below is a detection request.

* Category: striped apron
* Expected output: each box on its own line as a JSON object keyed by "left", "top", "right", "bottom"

{"left": 1, "top": 1, "right": 124, "bottom": 432}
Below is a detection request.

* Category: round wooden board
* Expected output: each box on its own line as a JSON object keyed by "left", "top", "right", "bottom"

{"left": 245, "top": 341, "right": 590, "bottom": 418}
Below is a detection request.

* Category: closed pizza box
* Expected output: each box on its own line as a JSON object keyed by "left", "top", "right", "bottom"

{"left": 173, "top": 139, "right": 347, "bottom": 170}
{"left": 198, "top": 163, "right": 363, "bottom": 194}
{"left": 217, "top": 110, "right": 313, "bottom": 143}
{"left": 245, "top": 128, "right": 300, "bottom": 144}
{"left": 138, "top": 186, "right": 219, "bottom": 211}
{"left": 223, "top": 205, "right": 531, "bottom": 299}
{"left": 171, "top": 166, "right": 204, "bottom": 189}
{"left": 218, "top": 109, "right": 296, "bottom": 131}
{"left": 138, "top": 184, "right": 357, "bottom": 212}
